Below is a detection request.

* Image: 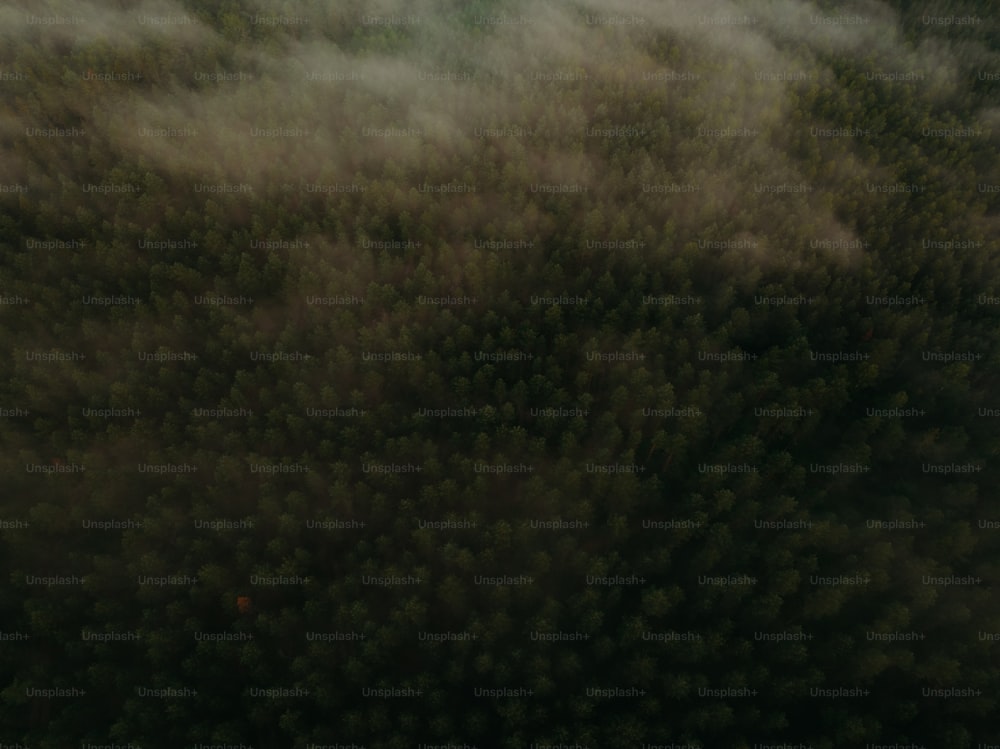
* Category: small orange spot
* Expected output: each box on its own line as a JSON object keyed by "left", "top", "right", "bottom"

{"left": 236, "top": 596, "right": 252, "bottom": 614}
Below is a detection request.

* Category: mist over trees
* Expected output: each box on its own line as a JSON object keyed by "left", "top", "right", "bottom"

{"left": 0, "top": 0, "right": 998, "bottom": 746}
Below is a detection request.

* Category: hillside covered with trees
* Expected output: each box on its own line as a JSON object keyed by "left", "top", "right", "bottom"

{"left": 0, "top": 0, "right": 998, "bottom": 746}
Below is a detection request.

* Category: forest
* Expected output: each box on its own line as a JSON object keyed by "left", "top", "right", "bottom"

{"left": 0, "top": 0, "right": 998, "bottom": 746}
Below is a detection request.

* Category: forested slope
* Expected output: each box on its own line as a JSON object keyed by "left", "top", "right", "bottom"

{"left": 0, "top": 0, "right": 998, "bottom": 746}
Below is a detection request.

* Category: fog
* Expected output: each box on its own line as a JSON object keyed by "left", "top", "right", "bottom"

{"left": 1, "top": 0, "right": 994, "bottom": 281}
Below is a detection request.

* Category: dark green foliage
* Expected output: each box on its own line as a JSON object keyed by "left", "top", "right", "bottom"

{"left": 0, "top": 0, "right": 998, "bottom": 747}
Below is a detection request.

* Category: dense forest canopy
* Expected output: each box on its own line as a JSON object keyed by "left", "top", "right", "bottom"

{"left": 0, "top": 0, "right": 998, "bottom": 746}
